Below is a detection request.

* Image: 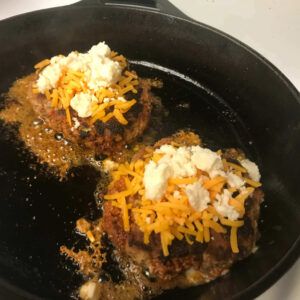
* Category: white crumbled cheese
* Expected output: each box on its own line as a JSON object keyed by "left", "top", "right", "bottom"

{"left": 173, "top": 190, "right": 180, "bottom": 199}
{"left": 36, "top": 41, "right": 122, "bottom": 93}
{"left": 72, "top": 117, "right": 80, "bottom": 129}
{"left": 142, "top": 143, "right": 261, "bottom": 219}
{"left": 70, "top": 92, "right": 97, "bottom": 118}
{"left": 185, "top": 182, "right": 210, "bottom": 212}
{"left": 117, "top": 96, "right": 127, "bottom": 102}
{"left": 213, "top": 215, "right": 219, "bottom": 222}
{"left": 102, "top": 159, "right": 118, "bottom": 172}
{"left": 214, "top": 189, "right": 240, "bottom": 220}
{"left": 239, "top": 186, "right": 247, "bottom": 193}
{"left": 209, "top": 169, "right": 226, "bottom": 179}
{"left": 143, "top": 161, "right": 173, "bottom": 200}
{"left": 227, "top": 172, "right": 244, "bottom": 189}
{"left": 36, "top": 63, "right": 62, "bottom": 92}
{"left": 156, "top": 144, "right": 223, "bottom": 178}
{"left": 144, "top": 144, "right": 223, "bottom": 201}
{"left": 240, "top": 159, "right": 261, "bottom": 181}
{"left": 157, "top": 144, "right": 176, "bottom": 155}
{"left": 191, "top": 146, "right": 223, "bottom": 173}
{"left": 79, "top": 281, "right": 100, "bottom": 300}
{"left": 157, "top": 145, "right": 196, "bottom": 178}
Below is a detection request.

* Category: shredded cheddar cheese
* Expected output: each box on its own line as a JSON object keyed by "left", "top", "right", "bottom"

{"left": 230, "top": 226, "right": 239, "bottom": 253}
{"left": 104, "top": 144, "right": 262, "bottom": 257}
{"left": 34, "top": 46, "right": 139, "bottom": 127}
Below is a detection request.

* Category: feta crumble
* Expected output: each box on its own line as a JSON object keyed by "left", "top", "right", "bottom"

{"left": 142, "top": 144, "right": 260, "bottom": 221}
{"left": 227, "top": 172, "right": 244, "bottom": 189}
{"left": 191, "top": 146, "right": 223, "bottom": 174}
{"left": 102, "top": 159, "right": 119, "bottom": 173}
{"left": 143, "top": 161, "right": 172, "bottom": 200}
{"left": 36, "top": 63, "right": 62, "bottom": 92}
{"left": 72, "top": 117, "right": 80, "bottom": 129}
{"left": 214, "top": 189, "right": 240, "bottom": 220}
{"left": 185, "top": 182, "right": 210, "bottom": 212}
{"left": 79, "top": 281, "right": 100, "bottom": 300}
{"left": 157, "top": 145, "right": 197, "bottom": 178}
{"left": 173, "top": 190, "right": 180, "bottom": 199}
{"left": 70, "top": 92, "right": 97, "bottom": 118}
{"left": 144, "top": 144, "right": 223, "bottom": 201}
{"left": 36, "top": 41, "right": 122, "bottom": 93}
{"left": 240, "top": 159, "right": 261, "bottom": 181}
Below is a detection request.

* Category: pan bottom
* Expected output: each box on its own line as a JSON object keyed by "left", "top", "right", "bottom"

{"left": 0, "top": 62, "right": 259, "bottom": 299}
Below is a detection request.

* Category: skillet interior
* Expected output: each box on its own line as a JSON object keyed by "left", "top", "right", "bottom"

{"left": 0, "top": 3, "right": 299, "bottom": 300}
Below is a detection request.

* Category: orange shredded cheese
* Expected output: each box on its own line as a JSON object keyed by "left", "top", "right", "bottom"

{"left": 245, "top": 177, "right": 262, "bottom": 188}
{"left": 65, "top": 107, "right": 72, "bottom": 126}
{"left": 203, "top": 176, "right": 226, "bottom": 189}
{"left": 226, "top": 162, "right": 247, "bottom": 173}
{"left": 235, "top": 187, "right": 254, "bottom": 203}
{"left": 113, "top": 109, "right": 128, "bottom": 125}
{"left": 120, "top": 196, "right": 130, "bottom": 232}
{"left": 169, "top": 177, "right": 198, "bottom": 185}
{"left": 230, "top": 226, "right": 239, "bottom": 253}
{"left": 34, "top": 59, "right": 50, "bottom": 70}
{"left": 203, "top": 226, "right": 210, "bottom": 242}
{"left": 86, "top": 230, "right": 95, "bottom": 243}
{"left": 229, "top": 198, "right": 245, "bottom": 216}
{"left": 220, "top": 218, "right": 244, "bottom": 227}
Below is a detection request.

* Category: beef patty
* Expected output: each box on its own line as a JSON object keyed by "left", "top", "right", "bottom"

{"left": 27, "top": 74, "right": 153, "bottom": 156}
{"left": 102, "top": 134, "right": 264, "bottom": 288}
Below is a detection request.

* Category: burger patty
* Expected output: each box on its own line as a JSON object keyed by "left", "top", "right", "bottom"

{"left": 102, "top": 136, "right": 264, "bottom": 288}
{"left": 26, "top": 74, "right": 153, "bottom": 155}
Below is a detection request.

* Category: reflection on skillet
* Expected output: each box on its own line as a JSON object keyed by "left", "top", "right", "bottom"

{"left": 0, "top": 42, "right": 263, "bottom": 300}
{"left": 61, "top": 131, "right": 263, "bottom": 300}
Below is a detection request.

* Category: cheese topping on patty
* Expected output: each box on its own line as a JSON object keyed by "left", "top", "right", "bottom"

{"left": 104, "top": 140, "right": 262, "bottom": 256}
{"left": 143, "top": 145, "right": 223, "bottom": 201}
{"left": 33, "top": 42, "right": 139, "bottom": 127}
{"left": 143, "top": 144, "right": 255, "bottom": 220}
{"left": 70, "top": 92, "right": 98, "bottom": 118}
{"left": 37, "top": 42, "right": 122, "bottom": 93}
{"left": 240, "top": 159, "right": 261, "bottom": 181}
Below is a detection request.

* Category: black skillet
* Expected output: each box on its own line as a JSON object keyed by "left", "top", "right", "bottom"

{"left": 0, "top": 0, "right": 299, "bottom": 299}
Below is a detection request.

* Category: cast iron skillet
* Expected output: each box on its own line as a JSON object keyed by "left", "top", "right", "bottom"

{"left": 0, "top": 0, "right": 299, "bottom": 299}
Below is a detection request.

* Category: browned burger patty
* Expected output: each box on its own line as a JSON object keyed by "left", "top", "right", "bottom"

{"left": 27, "top": 74, "right": 153, "bottom": 156}
{"left": 102, "top": 135, "right": 264, "bottom": 289}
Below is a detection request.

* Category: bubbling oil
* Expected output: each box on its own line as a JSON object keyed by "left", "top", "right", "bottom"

{"left": 0, "top": 75, "right": 95, "bottom": 178}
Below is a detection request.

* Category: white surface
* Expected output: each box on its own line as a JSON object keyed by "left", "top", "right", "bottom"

{"left": 0, "top": 0, "right": 76, "bottom": 19}
{"left": 171, "top": 0, "right": 300, "bottom": 91}
{"left": 0, "top": 0, "right": 299, "bottom": 299}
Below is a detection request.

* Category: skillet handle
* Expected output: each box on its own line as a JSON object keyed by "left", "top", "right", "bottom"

{"left": 74, "top": 0, "right": 192, "bottom": 20}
